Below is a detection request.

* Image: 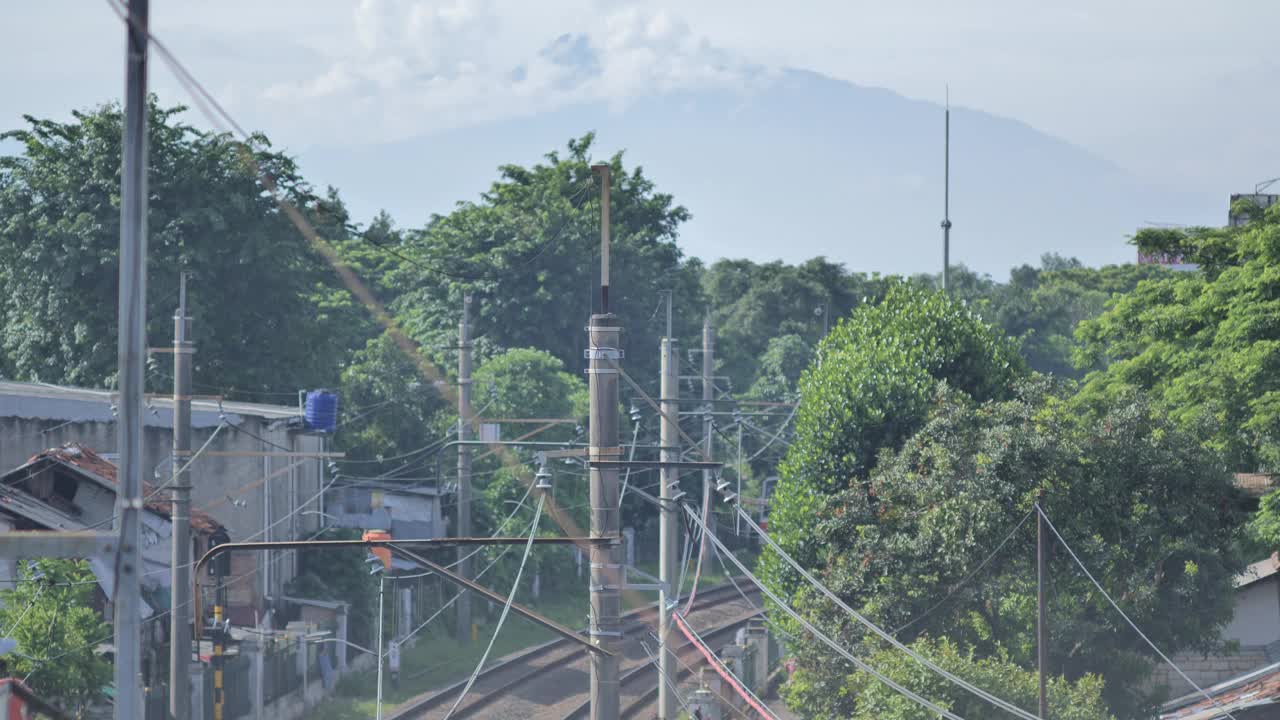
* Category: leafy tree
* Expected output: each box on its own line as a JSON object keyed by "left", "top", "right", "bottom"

{"left": 704, "top": 258, "right": 887, "bottom": 392}
{"left": 0, "top": 100, "right": 370, "bottom": 397}
{"left": 1075, "top": 203, "right": 1280, "bottom": 470}
{"left": 745, "top": 334, "right": 810, "bottom": 403}
{"left": 786, "top": 637, "right": 1114, "bottom": 720}
{"left": 781, "top": 381, "right": 1243, "bottom": 718}
{"left": 391, "top": 134, "right": 702, "bottom": 389}
{"left": 0, "top": 559, "right": 111, "bottom": 714}
{"left": 472, "top": 347, "right": 588, "bottom": 428}
{"left": 334, "top": 333, "right": 451, "bottom": 469}
{"left": 764, "top": 282, "right": 1024, "bottom": 588}
{"left": 915, "top": 258, "right": 1166, "bottom": 377}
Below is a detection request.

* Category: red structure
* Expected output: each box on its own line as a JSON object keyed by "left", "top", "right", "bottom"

{"left": 0, "top": 679, "right": 67, "bottom": 720}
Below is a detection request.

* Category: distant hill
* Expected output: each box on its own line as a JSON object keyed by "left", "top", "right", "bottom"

{"left": 297, "top": 68, "right": 1223, "bottom": 277}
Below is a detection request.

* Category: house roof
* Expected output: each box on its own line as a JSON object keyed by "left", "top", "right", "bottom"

{"left": 1162, "top": 661, "right": 1280, "bottom": 719}
{"left": 0, "top": 379, "right": 301, "bottom": 428}
{"left": 6, "top": 444, "right": 226, "bottom": 534}
{"left": 1236, "top": 554, "right": 1280, "bottom": 589}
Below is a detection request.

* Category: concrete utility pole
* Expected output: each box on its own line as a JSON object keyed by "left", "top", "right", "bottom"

{"left": 170, "top": 273, "right": 194, "bottom": 720}
{"left": 456, "top": 293, "right": 474, "bottom": 641}
{"left": 588, "top": 163, "right": 621, "bottom": 720}
{"left": 658, "top": 293, "right": 679, "bottom": 720}
{"left": 115, "top": 1, "right": 149, "bottom": 717}
{"left": 941, "top": 90, "right": 952, "bottom": 293}
{"left": 1037, "top": 497, "right": 1050, "bottom": 720}
{"left": 700, "top": 314, "right": 715, "bottom": 567}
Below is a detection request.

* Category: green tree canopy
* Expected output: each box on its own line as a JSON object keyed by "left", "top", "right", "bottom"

{"left": 1075, "top": 203, "right": 1280, "bottom": 470}
{"left": 0, "top": 559, "right": 111, "bottom": 714}
{"left": 780, "top": 381, "right": 1243, "bottom": 718}
{"left": 0, "top": 100, "right": 370, "bottom": 397}
{"left": 391, "top": 134, "right": 702, "bottom": 388}
{"left": 764, "top": 282, "right": 1024, "bottom": 583}
{"left": 787, "top": 637, "right": 1115, "bottom": 720}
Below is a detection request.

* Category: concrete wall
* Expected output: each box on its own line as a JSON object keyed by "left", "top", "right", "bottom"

{"left": 1226, "top": 578, "right": 1280, "bottom": 647}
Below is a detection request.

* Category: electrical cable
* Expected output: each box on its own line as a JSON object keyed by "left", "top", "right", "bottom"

{"left": 396, "top": 481, "right": 536, "bottom": 644}
{"left": 673, "top": 612, "right": 779, "bottom": 720}
{"left": 442, "top": 494, "right": 545, "bottom": 719}
{"left": 660, "top": 495, "right": 967, "bottom": 720}
{"left": 1037, "top": 504, "right": 1240, "bottom": 720}
{"left": 891, "top": 508, "right": 1035, "bottom": 637}
{"left": 734, "top": 505, "right": 1042, "bottom": 720}
{"left": 1, "top": 585, "right": 47, "bottom": 638}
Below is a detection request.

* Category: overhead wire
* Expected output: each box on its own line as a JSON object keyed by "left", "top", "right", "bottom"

{"left": 892, "top": 507, "right": 1036, "bottom": 636}
{"left": 661, "top": 493, "right": 967, "bottom": 720}
{"left": 1037, "top": 504, "right": 1240, "bottom": 720}
{"left": 442, "top": 494, "right": 545, "bottom": 719}
{"left": 735, "top": 505, "right": 1041, "bottom": 720}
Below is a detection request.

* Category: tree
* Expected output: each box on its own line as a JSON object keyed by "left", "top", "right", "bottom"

{"left": 472, "top": 347, "right": 588, "bottom": 428}
{"left": 704, "top": 257, "right": 887, "bottom": 392}
{"left": 390, "top": 134, "right": 703, "bottom": 389}
{"left": 0, "top": 100, "right": 371, "bottom": 398}
{"left": 764, "top": 282, "right": 1024, "bottom": 587}
{"left": 1075, "top": 203, "right": 1280, "bottom": 470}
{"left": 914, "top": 257, "right": 1167, "bottom": 377}
{"left": 786, "top": 637, "right": 1115, "bottom": 720}
{"left": 781, "top": 380, "right": 1243, "bottom": 718}
{"left": 0, "top": 560, "right": 111, "bottom": 714}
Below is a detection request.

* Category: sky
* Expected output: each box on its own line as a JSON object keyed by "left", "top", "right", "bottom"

{"left": 2, "top": 1, "right": 1277, "bottom": 268}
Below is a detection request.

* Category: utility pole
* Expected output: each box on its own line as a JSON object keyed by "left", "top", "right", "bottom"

{"left": 588, "top": 163, "right": 621, "bottom": 720}
{"left": 116, "top": 1, "right": 149, "bottom": 717}
{"left": 456, "top": 294, "right": 474, "bottom": 642}
{"left": 170, "top": 273, "right": 194, "bottom": 720}
{"left": 658, "top": 293, "right": 679, "bottom": 720}
{"left": 700, "top": 314, "right": 715, "bottom": 568}
{"left": 1037, "top": 495, "right": 1049, "bottom": 720}
{"left": 941, "top": 88, "right": 952, "bottom": 293}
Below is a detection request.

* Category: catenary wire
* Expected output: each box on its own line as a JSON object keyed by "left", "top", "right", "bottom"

{"left": 1037, "top": 504, "right": 1240, "bottom": 720}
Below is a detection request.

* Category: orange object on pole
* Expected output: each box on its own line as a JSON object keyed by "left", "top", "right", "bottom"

{"left": 364, "top": 529, "right": 393, "bottom": 571}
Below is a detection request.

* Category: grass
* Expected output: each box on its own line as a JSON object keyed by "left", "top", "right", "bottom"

{"left": 309, "top": 547, "right": 760, "bottom": 720}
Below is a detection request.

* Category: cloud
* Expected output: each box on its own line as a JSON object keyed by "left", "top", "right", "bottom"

{"left": 261, "top": 0, "right": 759, "bottom": 142}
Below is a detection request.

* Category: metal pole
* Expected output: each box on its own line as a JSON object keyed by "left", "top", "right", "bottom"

{"left": 941, "top": 92, "right": 952, "bottom": 293}
{"left": 589, "top": 162, "right": 620, "bottom": 720}
{"left": 115, "top": 2, "right": 148, "bottom": 717}
{"left": 700, "top": 314, "right": 715, "bottom": 568}
{"left": 170, "top": 273, "right": 194, "bottom": 720}
{"left": 456, "top": 294, "right": 473, "bottom": 642}
{"left": 375, "top": 574, "right": 385, "bottom": 720}
{"left": 1037, "top": 498, "right": 1049, "bottom": 719}
{"left": 657, "top": 305, "right": 679, "bottom": 720}
{"left": 597, "top": 165, "right": 611, "bottom": 314}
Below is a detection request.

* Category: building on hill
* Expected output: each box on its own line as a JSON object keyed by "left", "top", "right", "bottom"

{"left": 0, "top": 380, "right": 331, "bottom": 626}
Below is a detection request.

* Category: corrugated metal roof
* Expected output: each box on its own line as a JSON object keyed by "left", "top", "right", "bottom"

{"left": 0, "top": 379, "right": 301, "bottom": 427}
{"left": 1163, "top": 662, "right": 1280, "bottom": 719}
{"left": 4, "top": 444, "right": 226, "bottom": 534}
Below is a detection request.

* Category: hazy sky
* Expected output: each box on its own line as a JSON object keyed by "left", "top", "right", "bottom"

{"left": 3, "top": 1, "right": 1276, "bottom": 199}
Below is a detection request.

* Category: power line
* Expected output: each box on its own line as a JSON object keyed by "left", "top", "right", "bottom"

{"left": 1037, "top": 504, "right": 1240, "bottom": 720}
{"left": 892, "top": 508, "right": 1036, "bottom": 637}
{"left": 442, "top": 494, "right": 545, "bottom": 719}
{"left": 661, "top": 493, "right": 967, "bottom": 720}
{"left": 734, "top": 504, "right": 1042, "bottom": 720}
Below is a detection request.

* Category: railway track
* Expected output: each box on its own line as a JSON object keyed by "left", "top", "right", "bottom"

{"left": 388, "top": 581, "right": 761, "bottom": 720}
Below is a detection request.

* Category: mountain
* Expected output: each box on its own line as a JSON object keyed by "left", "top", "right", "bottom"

{"left": 296, "top": 68, "right": 1223, "bottom": 277}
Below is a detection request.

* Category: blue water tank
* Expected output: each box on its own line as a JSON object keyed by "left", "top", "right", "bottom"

{"left": 304, "top": 390, "right": 339, "bottom": 433}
